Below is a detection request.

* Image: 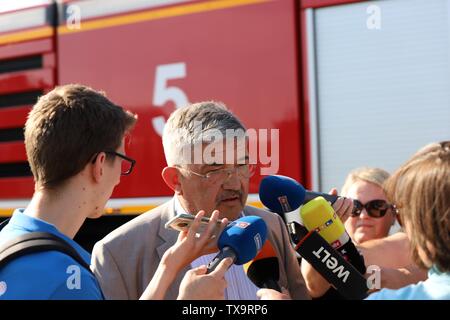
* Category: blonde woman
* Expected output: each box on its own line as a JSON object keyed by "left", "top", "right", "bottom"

{"left": 301, "top": 167, "right": 427, "bottom": 298}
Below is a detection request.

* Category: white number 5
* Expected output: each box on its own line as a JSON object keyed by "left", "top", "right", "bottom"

{"left": 152, "top": 62, "right": 189, "bottom": 136}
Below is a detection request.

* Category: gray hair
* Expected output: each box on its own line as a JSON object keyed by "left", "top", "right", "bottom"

{"left": 162, "top": 101, "right": 246, "bottom": 166}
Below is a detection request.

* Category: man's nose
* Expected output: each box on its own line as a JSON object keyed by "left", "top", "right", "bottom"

{"left": 222, "top": 169, "right": 241, "bottom": 189}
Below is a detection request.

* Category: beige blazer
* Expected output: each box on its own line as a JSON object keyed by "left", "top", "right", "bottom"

{"left": 91, "top": 199, "right": 310, "bottom": 300}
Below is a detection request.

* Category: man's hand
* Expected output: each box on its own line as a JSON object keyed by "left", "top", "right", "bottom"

{"left": 177, "top": 258, "right": 232, "bottom": 300}
{"left": 161, "top": 210, "right": 228, "bottom": 274}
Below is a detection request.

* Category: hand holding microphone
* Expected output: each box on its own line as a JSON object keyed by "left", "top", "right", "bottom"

{"left": 299, "top": 196, "right": 366, "bottom": 298}
{"left": 142, "top": 210, "right": 229, "bottom": 300}
{"left": 259, "top": 174, "right": 364, "bottom": 273}
{"left": 206, "top": 216, "right": 267, "bottom": 274}
{"left": 301, "top": 196, "right": 366, "bottom": 274}
{"left": 259, "top": 175, "right": 355, "bottom": 218}
{"left": 178, "top": 258, "right": 232, "bottom": 300}
{"left": 259, "top": 175, "right": 368, "bottom": 299}
{"left": 328, "top": 188, "right": 354, "bottom": 223}
{"left": 161, "top": 210, "right": 229, "bottom": 274}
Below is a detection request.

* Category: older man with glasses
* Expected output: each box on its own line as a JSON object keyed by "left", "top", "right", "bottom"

{"left": 91, "top": 101, "right": 310, "bottom": 300}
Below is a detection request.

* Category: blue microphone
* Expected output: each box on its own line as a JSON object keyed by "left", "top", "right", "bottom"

{"left": 206, "top": 216, "right": 267, "bottom": 273}
{"left": 258, "top": 175, "right": 368, "bottom": 299}
{"left": 259, "top": 175, "right": 306, "bottom": 216}
{"left": 259, "top": 175, "right": 340, "bottom": 219}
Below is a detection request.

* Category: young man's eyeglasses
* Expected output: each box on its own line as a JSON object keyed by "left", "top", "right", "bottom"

{"left": 92, "top": 151, "right": 136, "bottom": 175}
{"left": 351, "top": 199, "right": 395, "bottom": 218}
{"left": 176, "top": 164, "right": 255, "bottom": 183}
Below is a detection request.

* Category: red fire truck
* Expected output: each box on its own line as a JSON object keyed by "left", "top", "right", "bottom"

{"left": 1, "top": 0, "right": 448, "bottom": 249}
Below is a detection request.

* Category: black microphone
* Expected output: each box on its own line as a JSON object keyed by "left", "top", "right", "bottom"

{"left": 243, "top": 241, "right": 281, "bottom": 291}
{"left": 259, "top": 176, "right": 343, "bottom": 217}
{"left": 258, "top": 175, "right": 369, "bottom": 299}
{"left": 260, "top": 175, "right": 366, "bottom": 274}
{"left": 300, "top": 196, "right": 366, "bottom": 275}
{"left": 291, "top": 222, "right": 368, "bottom": 300}
{"left": 304, "top": 190, "right": 339, "bottom": 205}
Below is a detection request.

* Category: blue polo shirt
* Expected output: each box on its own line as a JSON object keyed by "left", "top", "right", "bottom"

{"left": 0, "top": 209, "right": 104, "bottom": 300}
{"left": 366, "top": 265, "right": 450, "bottom": 300}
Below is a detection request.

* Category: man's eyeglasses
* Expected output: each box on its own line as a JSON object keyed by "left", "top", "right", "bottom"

{"left": 92, "top": 151, "right": 136, "bottom": 175}
{"left": 177, "top": 164, "right": 255, "bottom": 183}
{"left": 351, "top": 199, "right": 395, "bottom": 218}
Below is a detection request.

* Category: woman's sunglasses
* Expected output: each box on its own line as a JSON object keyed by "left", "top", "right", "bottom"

{"left": 351, "top": 199, "right": 395, "bottom": 218}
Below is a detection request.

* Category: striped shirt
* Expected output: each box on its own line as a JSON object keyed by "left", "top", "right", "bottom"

{"left": 174, "top": 196, "right": 259, "bottom": 300}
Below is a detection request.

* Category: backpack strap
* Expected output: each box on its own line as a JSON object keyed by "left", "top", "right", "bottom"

{"left": 0, "top": 231, "right": 93, "bottom": 275}
{"left": 0, "top": 218, "right": 10, "bottom": 232}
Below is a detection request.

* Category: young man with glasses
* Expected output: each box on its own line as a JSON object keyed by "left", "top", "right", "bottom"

{"left": 0, "top": 85, "right": 230, "bottom": 299}
{"left": 91, "top": 101, "right": 311, "bottom": 300}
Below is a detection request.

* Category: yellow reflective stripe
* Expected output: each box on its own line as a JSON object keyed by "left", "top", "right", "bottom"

{"left": 58, "top": 0, "right": 270, "bottom": 35}
{"left": 248, "top": 201, "right": 264, "bottom": 209}
{"left": 104, "top": 205, "right": 157, "bottom": 215}
{"left": 0, "top": 209, "right": 14, "bottom": 217}
{"left": 0, "top": 26, "right": 53, "bottom": 45}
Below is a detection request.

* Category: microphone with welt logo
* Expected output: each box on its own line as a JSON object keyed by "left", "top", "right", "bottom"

{"left": 300, "top": 196, "right": 366, "bottom": 274}
{"left": 259, "top": 175, "right": 368, "bottom": 299}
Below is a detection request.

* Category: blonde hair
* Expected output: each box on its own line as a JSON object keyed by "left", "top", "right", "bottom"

{"left": 341, "top": 167, "right": 390, "bottom": 197}
{"left": 384, "top": 141, "right": 450, "bottom": 272}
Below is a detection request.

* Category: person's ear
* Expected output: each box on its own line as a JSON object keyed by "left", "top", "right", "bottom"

{"left": 91, "top": 152, "right": 106, "bottom": 183}
{"left": 162, "top": 166, "right": 182, "bottom": 195}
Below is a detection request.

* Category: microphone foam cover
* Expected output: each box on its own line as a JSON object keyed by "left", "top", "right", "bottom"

{"left": 243, "top": 241, "right": 280, "bottom": 286}
{"left": 218, "top": 215, "right": 267, "bottom": 265}
{"left": 244, "top": 257, "right": 280, "bottom": 288}
{"left": 300, "top": 196, "right": 347, "bottom": 246}
{"left": 259, "top": 175, "right": 306, "bottom": 214}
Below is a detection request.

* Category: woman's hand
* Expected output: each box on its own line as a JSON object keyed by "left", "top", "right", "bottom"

{"left": 177, "top": 258, "right": 232, "bottom": 300}
{"left": 257, "top": 288, "right": 291, "bottom": 300}
{"left": 329, "top": 188, "right": 354, "bottom": 222}
{"left": 161, "top": 210, "right": 229, "bottom": 274}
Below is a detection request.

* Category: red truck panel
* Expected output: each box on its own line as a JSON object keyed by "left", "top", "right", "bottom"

{"left": 58, "top": 0, "right": 304, "bottom": 198}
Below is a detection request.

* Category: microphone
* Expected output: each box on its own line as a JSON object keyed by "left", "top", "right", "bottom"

{"left": 291, "top": 222, "right": 368, "bottom": 299}
{"left": 300, "top": 196, "right": 366, "bottom": 274}
{"left": 243, "top": 241, "right": 281, "bottom": 291}
{"left": 206, "top": 216, "right": 267, "bottom": 274}
{"left": 303, "top": 190, "right": 339, "bottom": 205}
{"left": 258, "top": 175, "right": 368, "bottom": 299}
{"left": 259, "top": 175, "right": 305, "bottom": 216}
{"left": 259, "top": 175, "right": 341, "bottom": 216}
